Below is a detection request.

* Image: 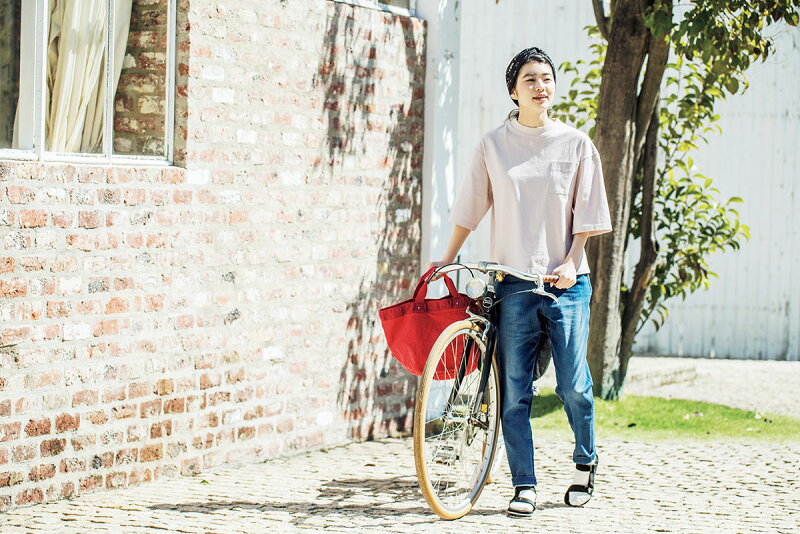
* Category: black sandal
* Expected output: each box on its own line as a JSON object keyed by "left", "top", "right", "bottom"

{"left": 507, "top": 486, "right": 536, "bottom": 517}
{"left": 564, "top": 458, "right": 598, "bottom": 507}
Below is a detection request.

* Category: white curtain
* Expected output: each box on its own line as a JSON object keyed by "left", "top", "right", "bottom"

{"left": 14, "top": 0, "right": 132, "bottom": 152}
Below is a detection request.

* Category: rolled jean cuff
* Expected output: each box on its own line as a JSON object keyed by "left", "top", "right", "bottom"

{"left": 511, "top": 475, "right": 537, "bottom": 487}
{"left": 574, "top": 452, "right": 596, "bottom": 465}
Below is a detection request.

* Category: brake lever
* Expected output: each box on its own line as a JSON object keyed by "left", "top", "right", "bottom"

{"left": 532, "top": 278, "right": 559, "bottom": 304}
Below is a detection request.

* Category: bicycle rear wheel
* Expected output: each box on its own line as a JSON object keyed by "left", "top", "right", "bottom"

{"left": 413, "top": 320, "right": 501, "bottom": 520}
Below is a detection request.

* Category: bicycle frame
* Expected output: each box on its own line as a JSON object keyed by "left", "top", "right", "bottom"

{"left": 435, "top": 262, "right": 558, "bottom": 432}
{"left": 442, "top": 270, "right": 501, "bottom": 432}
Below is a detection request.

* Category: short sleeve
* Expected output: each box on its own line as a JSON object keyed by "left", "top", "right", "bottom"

{"left": 450, "top": 141, "right": 493, "bottom": 231}
{"left": 572, "top": 145, "right": 612, "bottom": 236}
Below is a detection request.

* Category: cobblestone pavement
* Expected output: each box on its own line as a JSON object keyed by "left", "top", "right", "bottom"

{"left": 2, "top": 437, "right": 798, "bottom": 534}
{"left": 3, "top": 357, "right": 799, "bottom": 533}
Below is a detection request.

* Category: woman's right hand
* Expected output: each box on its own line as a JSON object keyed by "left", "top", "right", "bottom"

{"left": 426, "top": 260, "right": 449, "bottom": 281}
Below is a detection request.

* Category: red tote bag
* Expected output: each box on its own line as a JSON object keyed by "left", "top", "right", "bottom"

{"left": 378, "top": 267, "right": 479, "bottom": 380}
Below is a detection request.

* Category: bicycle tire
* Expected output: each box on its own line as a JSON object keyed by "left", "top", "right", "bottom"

{"left": 413, "top": 320, "right": 501, "bottom": 520}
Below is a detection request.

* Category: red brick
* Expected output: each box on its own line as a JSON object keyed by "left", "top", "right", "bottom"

{"left": 20, "top": 210, "right": 47, "bottom": 228}
{"left": 55, "top": 413, "right": 80, "bottom": 433}
{"left": 28, "top": 463, "right": 56, "bottom": 482}
{"left": 89, "top": 410, "right": 108, "bottom": 425}
{"left": 72, "top": 390, "right": 98, "bottom": 407}
{"left": 155, "top": 379, "right": 174, "bottom": 396}
{"left": 51, "top": 255, "right": 78, "bottom": 271}
{"left": 40, "top": 438, "right": 66, "bottom": 457}
{"left": 47, "top": 300, "right": 71, "bottom": 318}
{"left": 175, "top": 315, "right": 195, "bottom": 329}
{"left": 102, "top": 386, "right": 126, "bottom": 403}
{"left": 238, "top": 426, "right": 255, "bottom": 440}
{"left": 124, "top": 188, "right": 146, "bottom": 205}
{"left": 0, "top": 279, "right": 26, "bottom": 298}
{"left": 1, "top": 327, "right": 29, "bottom": 345}
{"left": 71, "top": 435, "right": 96, "bottom": 451}
{"left": 78, "top": 210, "right": 101, "bottom": 228}
{"left": 6, "top": 186, "right": 33, "bottom": 204}
{"left": 93, "top": 319, "right": 120, "bottom": 337}
{"left": 61, "top": 482, "right": 75, "bottom": 498}
{"left": 128, "top": 382, "right": 150, "bottom": 398}
{"left": 194, "top": 354, "right": 216, "bottom": 369}
{"left": 0, "top": 422, "right": 21, "bottom": 442}
{"left": 200, "top": 373, "right": 220, "bottom": 390}
{"left": 79, "top": 474, "right": 103, "bottom": 492}
{"left": 15, "top": 488, "right": 44, "bottom": 505}
{"left": 140, "top": 444, "right": 163, "bottom": 462}
{"left": 106, "top": 471, "right": 128, "bottom": 488}
{"left": 128, "top": 467, "right": 152, "bottom": 486}
{"left": 181, "top": 457, "right": 202, "bottom": 475}
{"left": 25, "top": 418, "right": 51, "bottom": 437}
{"left": 66, "top": 234, "right": 95, "bottom": 251}
{"left": 115, "top": 448, "right": 138, "bottom": 465}
{"left": 0, "top": 471, "right": 25, "bottom": 487}
{"left": 12, "top": 444, "right": 36, "bottom": 462}
{"left": 0, "top": 257, "right": 13, "bottom": 273}
{"left": 164, "top": 398, "right": 185, "bottom": 414}
{"left": 112, "top": 404, "right": 136, "bottom": 419}
{"left": 51, "top": 211, "right": 75, "bottom": 227}
{"left": 60, "top": 458, "right": 86, "bottom": 473}
{"left": 98, "top": 189, "right": 121, "bottom": 204}
{"left": 104, "top": 297, "right": 128, "bottom": 314}
{"left": 150, "top": 421, "right": 172, "bottom": 439}
{"left": 0, "top": 448, "right": 6, "bottom": 464}
{"left": 162, "top": 168, "right": 185, "bottom": 184}
{"left": 173, "top": 190, "right": 192, "bottom": 203}
{"left": 140, "top": 399, "right": 162, "bottom": 418}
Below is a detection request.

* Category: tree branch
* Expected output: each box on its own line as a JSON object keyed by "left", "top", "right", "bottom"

{"left": 619, "top": 101, "right": 660, "bottom": 371}
{"left": 633, "top": 1, "right": 671, "bottom": 169}
{"left": 593, "top": 0, "right": 611, "bottom": 40}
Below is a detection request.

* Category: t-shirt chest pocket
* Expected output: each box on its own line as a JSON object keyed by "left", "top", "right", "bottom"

{"left": 548, "top": 161, "right": 578, "bottom": 195}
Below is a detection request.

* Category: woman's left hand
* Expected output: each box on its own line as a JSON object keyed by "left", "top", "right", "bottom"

{"left": 552, "top": 260, "right": 577, "bottom": 289}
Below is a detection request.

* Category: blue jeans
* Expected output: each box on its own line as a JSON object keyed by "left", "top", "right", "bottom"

{"left": 495, "top": 274, "right": 596, "bottom": 487}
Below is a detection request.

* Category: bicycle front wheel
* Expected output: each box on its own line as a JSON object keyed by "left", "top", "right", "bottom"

{"left": 413, "top": 320, "right": 501, "bottom": 520}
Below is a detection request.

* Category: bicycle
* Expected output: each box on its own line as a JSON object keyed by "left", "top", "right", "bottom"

{"left": 412, "top": 261, "right": 558, "bottom": 520}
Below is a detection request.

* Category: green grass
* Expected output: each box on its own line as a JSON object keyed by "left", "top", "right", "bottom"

{"left": 530, "top": 388, "right": 800, "bottom": 442}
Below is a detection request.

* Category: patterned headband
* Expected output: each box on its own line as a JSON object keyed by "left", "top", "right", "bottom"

{"left": 505, "top": 47, "right": 556, "bottom": 103}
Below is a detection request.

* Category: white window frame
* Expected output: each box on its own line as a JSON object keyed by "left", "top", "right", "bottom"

{"left": 331, "top": 0, "right": 418, "bottom": 17}
{"left": 1, "top": 0, "right": 177, "bottom": 166}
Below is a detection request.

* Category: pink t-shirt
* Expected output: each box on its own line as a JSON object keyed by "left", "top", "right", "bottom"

{"left": 450, "top": 118, "right": 612, "bottom": 275}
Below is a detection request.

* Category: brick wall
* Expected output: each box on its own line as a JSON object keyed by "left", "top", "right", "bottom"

{"left": 0, "top": 0, "right": 425, "bottom": 510}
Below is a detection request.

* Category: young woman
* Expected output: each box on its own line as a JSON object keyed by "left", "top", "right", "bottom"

{"left": 429, "top": 47, "right": 612, "bottom": 517}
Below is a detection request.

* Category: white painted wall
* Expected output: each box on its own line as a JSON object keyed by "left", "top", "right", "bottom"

{"left": 419, "top": 1, "right": 799, "bottom": 360}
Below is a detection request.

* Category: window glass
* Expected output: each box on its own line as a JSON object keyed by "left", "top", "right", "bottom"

{"left": 114, "top": 0, "right": 168, "bottom": 157}
{"left": 0, "top": 0, "right": 21, "bottom": 149}
{"left": 44, "top": 0, "right": 111, "bottom": 153}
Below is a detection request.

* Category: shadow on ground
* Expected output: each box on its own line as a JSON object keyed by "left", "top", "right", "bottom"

{"left": 147, "top": 474, "right": 573, "bottom": 525}
{"left": 147, "top": 475, "right": 440, "bottom": 526}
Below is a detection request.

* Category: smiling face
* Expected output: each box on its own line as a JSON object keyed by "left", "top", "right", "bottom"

{"left": 510, "top": 60, "right": 556, "bottom": 113}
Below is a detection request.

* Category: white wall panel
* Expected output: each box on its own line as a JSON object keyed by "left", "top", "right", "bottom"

{"left": 636, "top": 26, "right": 800, "bottom": 361}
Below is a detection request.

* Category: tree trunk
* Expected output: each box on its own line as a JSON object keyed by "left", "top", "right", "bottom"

{"left": 587, "top": 0, "right": 652, "bottom": 400}
{"left": 597, "top": 9, "right": 671, "bottom": 399}
{"left": 616, "top": 102, "right": 660, "bottom": 397}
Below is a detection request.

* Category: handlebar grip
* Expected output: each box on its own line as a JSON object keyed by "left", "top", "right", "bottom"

{"left": 542, "top": 275, "right": 560, "bottom": 284}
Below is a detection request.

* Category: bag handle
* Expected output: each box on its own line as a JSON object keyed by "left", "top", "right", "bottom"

{"left": 412, "top": 266, "right": 460, "bottom": 308}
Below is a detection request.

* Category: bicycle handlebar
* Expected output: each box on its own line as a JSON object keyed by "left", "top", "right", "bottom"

{"left": 433, "top": 261, "right": 560, "bottom": 285}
